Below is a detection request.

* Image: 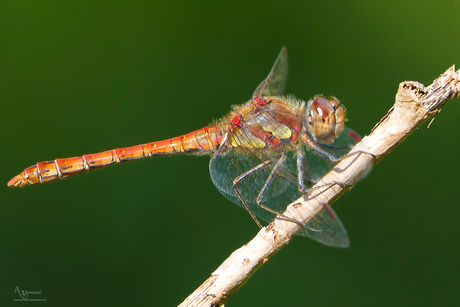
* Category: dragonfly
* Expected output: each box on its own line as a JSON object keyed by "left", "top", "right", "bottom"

{"left": 8, "top": 47, "right": 363, "bottom": 248}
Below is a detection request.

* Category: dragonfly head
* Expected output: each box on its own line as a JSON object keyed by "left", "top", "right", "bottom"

{"left": 306, "top": 96, "right": 346, "bottom": 144}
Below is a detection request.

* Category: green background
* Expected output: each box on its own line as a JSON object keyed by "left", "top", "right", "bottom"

{"left": 0, "top": 1, "right": 458, "bottom": 306}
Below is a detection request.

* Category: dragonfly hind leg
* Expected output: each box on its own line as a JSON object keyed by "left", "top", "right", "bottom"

{"left": 232, "top": 153, "right": 307, "bottom": 230}
{"left": 252, "top": 152, "right": 339, "bottom": 235}
{"left": 232, "top": 160, "right": 272, "bottom": 229}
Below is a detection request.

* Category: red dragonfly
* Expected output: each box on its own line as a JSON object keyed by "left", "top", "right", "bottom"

{"left": 8, "top": 48, "right": 362, "bottom": 248}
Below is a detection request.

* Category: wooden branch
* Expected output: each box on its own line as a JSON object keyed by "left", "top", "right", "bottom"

{"left": 179, "top": 66, "right": 459, "bottom": 307}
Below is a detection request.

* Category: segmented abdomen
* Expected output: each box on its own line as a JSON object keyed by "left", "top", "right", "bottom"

{"left": 8, "top": 126, "right": 224, "bottom": 187}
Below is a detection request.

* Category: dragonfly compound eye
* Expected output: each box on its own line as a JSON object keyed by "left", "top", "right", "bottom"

{"left": 307, "top": 96, "right": 346, "bottom": 144}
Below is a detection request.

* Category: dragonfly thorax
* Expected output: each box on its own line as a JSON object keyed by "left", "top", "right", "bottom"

{"left": 224, "top": 97, "right": 303, "bottom": 150}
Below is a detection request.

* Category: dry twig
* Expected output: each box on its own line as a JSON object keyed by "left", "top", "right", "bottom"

{"left": 179, "top": 65, "right": 459, "bottom": 307}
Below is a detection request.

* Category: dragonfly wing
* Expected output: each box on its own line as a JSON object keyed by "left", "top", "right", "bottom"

{"left": 209, "top": 140, "right": 300, "bottom": 224}
{"left": 209, "top": 139, "right": 350, "bottom": 247}
{"left": 298, "top": 204, "right": 350, "bottom": 248}
{"left": 252, "top": 47, "right": 288, "bottom": 99}
{"left": 328, "top": 127, "right": 362, "bottom": 148}
{"left": 209, "top": 114, "right": 360, "bottom": 247}
{"left": 210, "top": 145, "right": 350, "bottom": 247}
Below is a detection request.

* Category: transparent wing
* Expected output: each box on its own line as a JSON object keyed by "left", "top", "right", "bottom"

{"left": 252, "top": 47, "right": 288, "bottom": 99}
{"left": 297, "top": 205, "right": 350, "bottom": 248}
{"left": 210, "top": 144, "right": 300, "bottom": 223}
{"left": 209, "top": 125, "right": 361, "bottom": 247}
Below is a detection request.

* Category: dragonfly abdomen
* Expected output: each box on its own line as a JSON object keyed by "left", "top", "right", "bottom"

{"left": 8, "top": 126, "right": 224, "bottom": 187}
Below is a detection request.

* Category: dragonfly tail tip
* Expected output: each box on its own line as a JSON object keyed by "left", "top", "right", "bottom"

{"left": 7, "top": 174, "right": 26, "bottom": 188}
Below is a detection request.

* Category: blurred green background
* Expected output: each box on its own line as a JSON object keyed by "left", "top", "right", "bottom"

{"left": 0, "top": 1, "right": 458, "bottom": 306}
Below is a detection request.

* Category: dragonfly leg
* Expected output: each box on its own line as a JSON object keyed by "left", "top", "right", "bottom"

{"left": 296, "top": 145, "right": 357, "bottom": 194}
{"left": 232, "top": 160, "right": 273, "bottom": 229}
{"left": 305, "top": 138, "right": 375, "bottom": 181}
{"left": 232, "top": 153, "right": 306, "bottom": 229}
{"left": 294, "top": 148, "right": 338, "bottom": 232}
{"left": 304, "top": 132, "right": 375, "bottom": 164}
{"left": 254, "top": 153, "right": 307, "bottom": 228}
{"left": 321, "top": 146, "right": 375, "bottom": 164}
{"left": 295, "top": 145, "right": 356, "bottom": 194}
{"left": 296, "top": 145, "right": 315, "bottom": 190}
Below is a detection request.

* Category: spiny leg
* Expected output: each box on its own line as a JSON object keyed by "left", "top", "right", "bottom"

{"left": 296, "top": 145, "right": 344, "bottom": 195}
{"left": 232, "top": 160, "right": 273, "bottom": 229}
{"left": 309, "top": 142, "right": 374, "bottom": 164}
{"left": 216, "top": 133, "right": 271, "bottom": 228}
{"left": 254, "top": 153, "right": 307, "bottom": 228}
{"left": 295, "top": 147, "right": 334, "bottom": 232}
{"left": 296, "top": 145, "right": 314, "bottom": 190}
{"left": 297, "top": 146, "right": 354, "bottom": 197}
{"left": 302, "top": 128, "right": 375, "bottom": 164}
{"left": 296, "top": 143, "right": 365, "bottom": 234}
{"left": 232, "top": 153, "right": 306, "bottom": 229}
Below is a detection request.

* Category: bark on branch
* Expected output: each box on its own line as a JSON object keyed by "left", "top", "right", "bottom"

{"left": 179, "top": 65, "right": 459, "bottom": 307}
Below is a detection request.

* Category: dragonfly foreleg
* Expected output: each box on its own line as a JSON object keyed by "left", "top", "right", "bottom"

{"left": 305, "top": 132, "right": 375, "bottom": 164}
{"left": 306, "top": 138, "right": 375, "bottom": 179}
{"left": 296, "top": 145, "right": 315, "bottom": 191}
